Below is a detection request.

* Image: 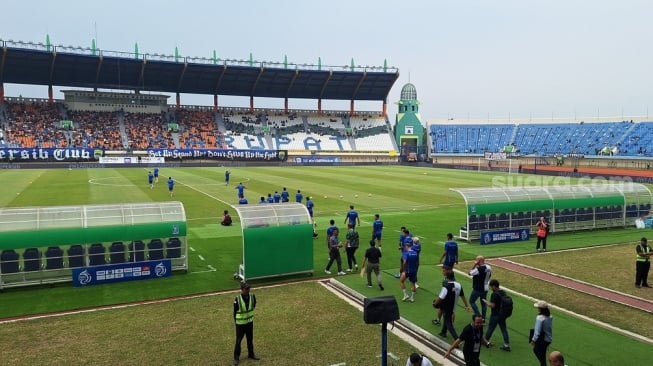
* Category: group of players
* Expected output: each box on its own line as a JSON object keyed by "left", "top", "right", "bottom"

{"left": 146, "top": 167, "right": 175, "bottom": 197}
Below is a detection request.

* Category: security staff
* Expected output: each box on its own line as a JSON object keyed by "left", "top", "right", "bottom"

{"left": 636, "top": 237, "right": 652, "bottom": 288}
{"left": 233, "top": 282, "right": 260, "bottom": 365}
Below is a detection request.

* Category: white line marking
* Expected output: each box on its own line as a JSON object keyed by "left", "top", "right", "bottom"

{"left": 198, "top": 255, "right": 205, "bottom": 261}
{"left": 189, "top": 247, "right": 196, "bottom": 252}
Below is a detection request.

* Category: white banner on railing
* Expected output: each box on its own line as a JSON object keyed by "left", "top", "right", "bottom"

{"left": 99, "top": 156, "right": 165, "bottom": 164}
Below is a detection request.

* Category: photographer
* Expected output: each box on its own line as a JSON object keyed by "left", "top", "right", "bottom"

{"left": 535, "top": 217, "right": 549, "bottom": 252}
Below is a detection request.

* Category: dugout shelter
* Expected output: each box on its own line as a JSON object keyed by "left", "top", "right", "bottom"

{"left": 0, "top": 202, "right": 187, "bottom": 289}
{"left": 454, "top": 184, "right": 652, "bottom": 241}
{"left": 234, "top": 203, "right": 313, "bottom": 281}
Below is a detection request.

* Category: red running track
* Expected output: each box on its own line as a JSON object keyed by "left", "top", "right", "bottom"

{"left": 489, "top": 258, "right": 653, "bottom": 314}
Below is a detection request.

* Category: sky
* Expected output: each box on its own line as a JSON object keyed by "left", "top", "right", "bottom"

{"left": 2, "top": 0, "right": 653, "bottom": 122}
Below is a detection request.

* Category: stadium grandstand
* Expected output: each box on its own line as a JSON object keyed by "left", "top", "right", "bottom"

{"left": 0, "top": 38, "right": 406, "bottom": 164}
{"left": 2, "top": 38, "right": 653, "bottom": 170}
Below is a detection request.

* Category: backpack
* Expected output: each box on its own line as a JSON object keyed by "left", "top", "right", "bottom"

{"left": 498, "top": 290, "right": 513, "bottom": 319}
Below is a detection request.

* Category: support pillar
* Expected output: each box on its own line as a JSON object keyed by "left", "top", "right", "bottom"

{"left": 250, "top": 96, "right": 254, "bottom": 113}
{"left": 284, "top": 98, "right": 288, "bottom": 114}
{"left": 214, "top": 95, "right": 219, "bottom": 111}
{"left": 176, "top": 92, "right": 181, "bottom": 110}
{"left": 0, "top": 83, "right": 4, "bottom": 104}
{"left": 350, "top": 100, "right": 355, "bottom": 116}
{"left": 48, "top": 85, "right": 54, "bottom": 104}
{"left": 318, "top": 99, "right": 322, "bottom": 115}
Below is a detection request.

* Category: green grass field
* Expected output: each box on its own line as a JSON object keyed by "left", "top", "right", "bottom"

{"left": 1, "top": 165, "right": 652, "bottom": 365}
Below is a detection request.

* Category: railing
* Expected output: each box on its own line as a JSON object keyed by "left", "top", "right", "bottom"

{"left": 0, "top": 39, "right": 399, "bottom": 74}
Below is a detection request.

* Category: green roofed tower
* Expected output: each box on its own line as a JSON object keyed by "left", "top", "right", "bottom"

{"left": 394, "top": 82, "right": 426, "bottom": 161}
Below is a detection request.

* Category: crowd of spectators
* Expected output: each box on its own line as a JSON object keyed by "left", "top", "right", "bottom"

{"left": 174, "top": 109, "right": 224, "bottom": 149}
{"left": 123, "top": 111, "right": 173, "bottom": 149}
{"left": 3, "top": 101, "right": 68, "bottom": 148}
{"left": 67, "top": 110, "right": 122, "bottom": 149}
{"left": 0, "top": 101, "right": 394, "bottom": 151}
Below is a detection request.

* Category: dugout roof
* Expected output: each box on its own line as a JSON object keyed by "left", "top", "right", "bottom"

{"left": 0, "top": 41, "right": 399, "bottom": 101}
{"left": 451, "top": 184, "right": 652, "bottom": 215}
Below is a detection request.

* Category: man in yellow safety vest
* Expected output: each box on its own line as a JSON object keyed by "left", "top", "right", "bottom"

{"left": 233, "top": 282, "right": 260, "bottom": 365}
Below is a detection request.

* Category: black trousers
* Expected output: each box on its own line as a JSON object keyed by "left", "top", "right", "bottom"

{"left": 533, "top": 338, "right": 550, "bottom": 366}
{"left": 234, "top": 322, "right": 255, "bottom": 360}
{"left": 636, "top": 261, "right": 650, "bottom": 286}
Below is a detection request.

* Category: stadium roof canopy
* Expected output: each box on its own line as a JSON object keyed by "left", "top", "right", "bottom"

{"left": 0, "top": 40, "right": 400, "bottom": 101}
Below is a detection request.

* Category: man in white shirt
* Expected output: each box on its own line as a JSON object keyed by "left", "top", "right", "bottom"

{"left": 406, "top": 353, "right": 433, "bottom": 366}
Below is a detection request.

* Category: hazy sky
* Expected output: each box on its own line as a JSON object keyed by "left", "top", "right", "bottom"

{"left": 2, "top": 0, "right": 652, "bottom": 121}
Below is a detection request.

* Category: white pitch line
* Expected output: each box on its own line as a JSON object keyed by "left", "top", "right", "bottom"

{"left": 175, "top": 179, "right": 234, "bottom": 208}
{"left": 198, "top": 255, "right": 205, "bottom": 261}
{"left": 189, "top": 247, "right": 196, "bottom": 252}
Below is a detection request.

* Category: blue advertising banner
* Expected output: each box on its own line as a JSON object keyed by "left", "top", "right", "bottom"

{"left": 145, "top": 149, "right": 287, "bottom": 161}
{"left": 0, "top": 148, "right": 103, "bottom": 162}
{"left": 72, "top": 260, "right": 172, "bottom": 287}
{"left": 480, "top": 227, "right": 530, "bottom": 245}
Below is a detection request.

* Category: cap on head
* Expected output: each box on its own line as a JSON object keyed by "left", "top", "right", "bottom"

{"left": 240, "top": 282, "right": 251, "bottom": 290}
{"left": 642, "top": 237, "right": 648, "bottom": 243}
{"left": 534, "top": 300, "right": 549, "bottom": 309}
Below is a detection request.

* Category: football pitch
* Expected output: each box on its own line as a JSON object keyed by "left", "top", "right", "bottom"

{"left": 1, "top": 165, "right": 652, "bottom": 365}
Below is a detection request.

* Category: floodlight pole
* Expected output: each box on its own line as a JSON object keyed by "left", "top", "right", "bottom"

{"left": 381, "top": 321, "right": 388, "bottom": 366}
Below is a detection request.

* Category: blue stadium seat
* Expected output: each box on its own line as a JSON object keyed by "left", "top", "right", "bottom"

{"left": 1, "top": 249, "right": 20, "bottom": 274}
{"left": 147, "top": 239, "right": 164, "bottom": 260}
{"left": 166, "top": 238, "right": 182, "bottom": 259}
{"left": 67, "top": 245, "right": 85, "bottom": 268}
{"left": 88, "top": 243, "right": 106, "bottom": 266}
{"left": 45, "top": 246, "right": 64, "bottom": 270}
{"left": 23, "top": 248, "right": 42, "bottom": 272}
{"left": 129, "top": 240, "right": 146, "bottom": 262}
{"left": 109, "top": 241, "right": 126, "bottom": 264}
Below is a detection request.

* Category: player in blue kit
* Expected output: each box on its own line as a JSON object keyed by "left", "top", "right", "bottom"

{"left": 344, "top": 205, "right": 360, "bottom": 227}
{"left": 225, "top": 170, "right": 231, "bottom": 186}
{"left": 400, "top": 241, "right": 419, "bottom": 302}
{"left": 372, "top": 214, "right": 384, "bottom": 249}
{"left": 440, "top": 233, "right": 459, "bottom": 268}
{"left": 306, "top": 197, "right": 315, "bottom": 222}
{"left": 148, "top": 171, "right": 154, "bottom": 189}
{"left": 273, "top": 191, "right": 281, "bottom": 203}
{"left": 167, "top": 177, "right": 175, "bottom": 197}
{"left": 235, "top": 182, "right": 246, "bottom": 197}
{"left": 153, "top": 167, "right": 160, "bottom": 183}
{"left": 295, "top": 190, "right": 303, "bottom": 203}
{"left": 281, "top": 187, "right": 290, "bottom": 203}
